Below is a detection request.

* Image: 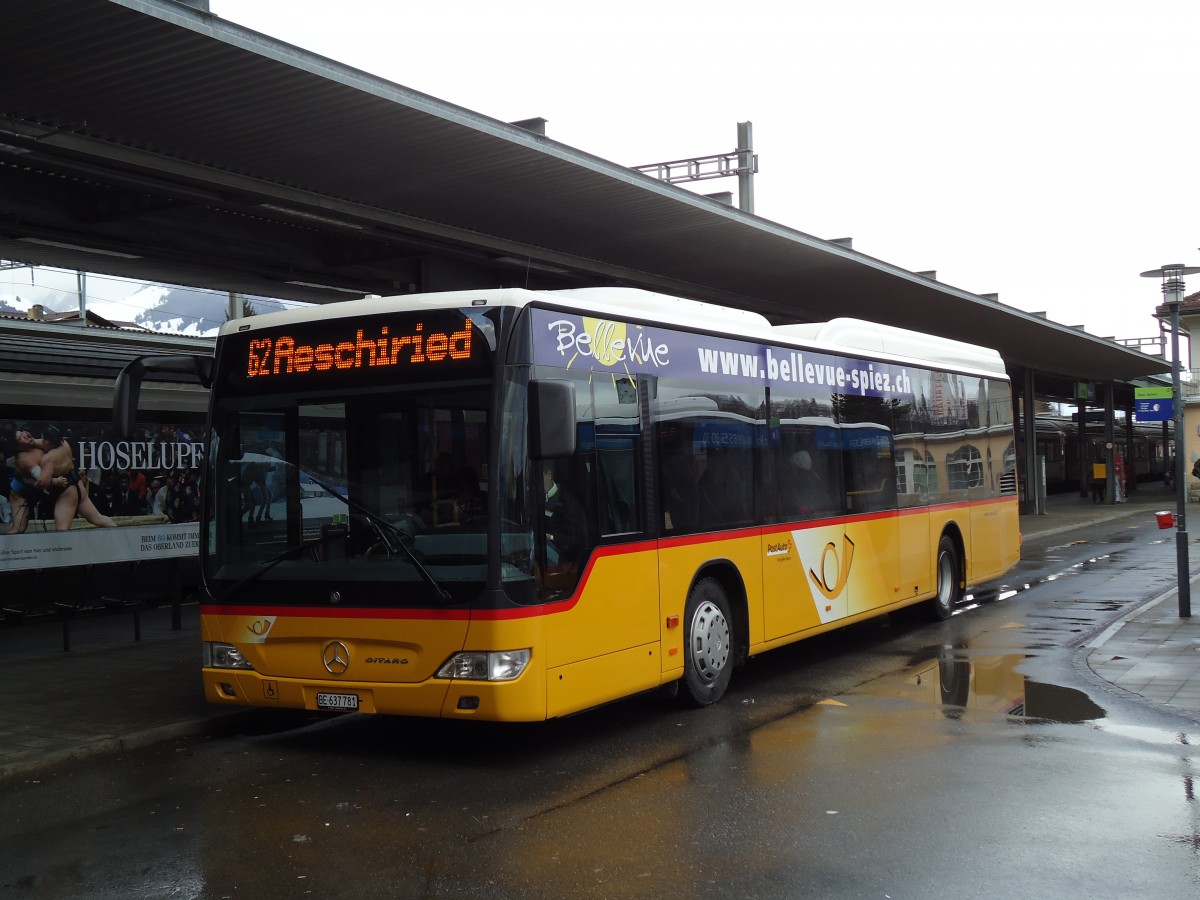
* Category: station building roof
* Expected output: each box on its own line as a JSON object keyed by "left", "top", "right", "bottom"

{"left": 0, "top": 0, "right": 1169, "bottom": 386}
{"left": 0, "top": 309, "right": 212, "bottom": 413}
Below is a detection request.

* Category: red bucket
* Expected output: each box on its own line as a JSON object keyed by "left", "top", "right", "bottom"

{"left": 1156, "top": 510, "right": 1175, "bottom": 529}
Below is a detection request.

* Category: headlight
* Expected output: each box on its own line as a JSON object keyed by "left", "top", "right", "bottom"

{"left": 436, "top": 649, "right": 530, "bottom": 681}
{"left": 204, "top": 642, "right": 255, "bottom": 670}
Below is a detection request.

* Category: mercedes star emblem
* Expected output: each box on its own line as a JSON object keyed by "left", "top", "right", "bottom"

{"left": 322, "top": 640, "right": 350, "bottom": 675}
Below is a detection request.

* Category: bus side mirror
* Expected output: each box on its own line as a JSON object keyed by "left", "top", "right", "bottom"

{"left": 114, "top": 354, "right": 214, "bottom": 439}
{"left": 528, "top": 379, "right": 576, "bottom": 459}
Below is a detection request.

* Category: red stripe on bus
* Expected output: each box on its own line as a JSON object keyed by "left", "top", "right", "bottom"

{"left": 202, "top": 495, "right": 1016, "bottom": 623}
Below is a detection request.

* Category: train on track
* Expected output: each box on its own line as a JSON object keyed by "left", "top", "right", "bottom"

{"left": 1030, "top": 415, "right": 1171, "bottom": 493}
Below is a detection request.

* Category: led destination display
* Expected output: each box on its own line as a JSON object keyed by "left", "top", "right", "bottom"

{"left": 247, "top": 319, "right": 475, "bottom": 378}
{"left": 221, "top": 310, "right": 491, "bottom": 395}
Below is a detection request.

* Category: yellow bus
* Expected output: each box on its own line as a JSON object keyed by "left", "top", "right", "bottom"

{"left": 116, "top": 287, "right": 1020, "bottom": 720}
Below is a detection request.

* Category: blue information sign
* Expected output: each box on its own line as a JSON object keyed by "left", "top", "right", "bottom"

{"left": 1135, "top": 398, "right": 1172, "bottom": 422}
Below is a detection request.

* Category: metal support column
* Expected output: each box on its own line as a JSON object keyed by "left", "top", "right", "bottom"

{"left": 1020, "top": 367, "right": 1042, "bottom": 514}
{"left": 1123, "top": 395, "right": 1136, "bottom": 494}
{"left": 736, "top": 121, "right": 755, "bottom": 215}
{"left": 1103, "top": 383, "right": 1116, "bottom": 504}
{"left": 1142, "top": 263, "right": 1195, "bottom": 618}
{"left": 1077, "top": 396, "right": 1088, "bottom": 497}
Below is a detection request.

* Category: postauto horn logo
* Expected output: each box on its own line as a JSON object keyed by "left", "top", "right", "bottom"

{"left": 809, "top": 534, "right": 856, "bottom": 601}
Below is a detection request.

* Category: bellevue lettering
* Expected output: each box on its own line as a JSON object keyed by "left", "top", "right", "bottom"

{"left": 547, "top": 319, "right": 670, "bottom": 368}
{"left": 247, "top": 319, "right": 474, "bottom": 378}
{"left": 764, "top": 349, "right": 912, "bottom": 396}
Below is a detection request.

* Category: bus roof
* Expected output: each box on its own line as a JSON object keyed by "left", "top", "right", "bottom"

{"left": 551, "top": 287, "right": 774, "bottom": 333}
{"left": 776, "top": 319, "right": 1007, "bottom": 378}
{"left": 219, "top": 287, "right": 772, "bottom": 336}
{"left": 220, "top": 287, "right": 1007, "bottom": 379}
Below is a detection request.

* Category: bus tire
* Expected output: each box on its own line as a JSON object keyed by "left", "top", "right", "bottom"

{"left": 680, "top": 577, "right": 734, "bottom": 707}
{"left": 938, "top": 648, "right": 971, "bottom": 708}
{"left": 928, "top": 535, "right": 962, "bottom": 621}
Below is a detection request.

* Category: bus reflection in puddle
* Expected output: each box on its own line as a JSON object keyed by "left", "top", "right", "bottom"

{"left": 907, "top": 650, "right": 1106, "bottom": 723}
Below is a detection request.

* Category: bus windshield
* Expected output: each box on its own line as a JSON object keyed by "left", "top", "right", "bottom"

{"left": 204, "top": 385, "right": 510, "bottom": 608}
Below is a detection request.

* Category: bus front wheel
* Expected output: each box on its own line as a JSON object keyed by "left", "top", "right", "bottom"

{"left": 928, "top": 535, "right": 962, "bottom": 621}
{"left": 680, "top": 577, "right": 734, "bottom": 706}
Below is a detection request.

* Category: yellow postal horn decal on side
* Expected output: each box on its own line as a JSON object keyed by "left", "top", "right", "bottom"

{"left": 809, "top": 535, "right": 855, "bottom": 601}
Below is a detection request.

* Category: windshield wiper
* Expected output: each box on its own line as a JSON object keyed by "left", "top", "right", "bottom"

{"left": 217, "top": 530, "right": 345, "bottom": 598}
{"left": 285, "top": 464, "right": 452, "bottom": 604}
{"left": 355, "top": 511, "right": 452, "bottom": 603}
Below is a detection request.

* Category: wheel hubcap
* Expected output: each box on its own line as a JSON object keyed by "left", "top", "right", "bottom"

{"left": 937, "top": 551, "right": 954, "bottom": 610}
{"left": 690, "top": 599, "right": 730, "bottom": 684}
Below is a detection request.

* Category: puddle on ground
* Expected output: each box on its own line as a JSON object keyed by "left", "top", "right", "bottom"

{"left": 964, "top": 552, "right": 1122, "bottom": 606}
{"left": 1096, "top": 722, "right": 1196, "bottom": 746}
{"left": 901, "top": 649, "right": 1106, "bottom": 724}
{"left": 1054, "top": 599, "right": 1125, "bottom": 612}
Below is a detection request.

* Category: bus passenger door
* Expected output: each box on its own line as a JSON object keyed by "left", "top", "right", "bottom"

{"left": 540, "top": 371, "right": 660, "bottom": 716}
{"left": 967, "top": 438, "right": 1019, "bottom": 582}
{"left": 895, "top": 437, "right": 932, "bottom": 601}
{"left": 842, "top": 511, "right": 901, "bottom": 617}
{"left": 767, "top": 522, "right": 849, "bottom": 636}
{"left": 762, "top": 421, "right": 848, "bottom": 638}
{"left": 839, "top": 414, "right": 901, "bottom": 617}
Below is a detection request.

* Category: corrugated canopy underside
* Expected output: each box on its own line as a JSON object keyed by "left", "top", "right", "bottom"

{"left": 0, "top": 0, "right": 1167, "bottom": 383}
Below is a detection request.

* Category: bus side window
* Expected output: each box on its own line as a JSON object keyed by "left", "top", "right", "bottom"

{"left": 843, "top": 438, "right": 898, "bottom": 513}
{"left": 536, "top": 369, "right": 604, "bottom": 596}
{"left": 597, "top": 438, "right": 639, "bottom": 535}
{"left": 838, "top": 396, "right": 896, "bottom": 514}
{"left": 771, "top": 428, "right": 841, "bottom": 522}
{"left": 542, "top": 459, "right": 591, "bottom": 571}
{"left": 594, "top": 374, "right": 642, "bottom": 537}
{"left": 659, "top": 430, "right": 699, "bottom": 533}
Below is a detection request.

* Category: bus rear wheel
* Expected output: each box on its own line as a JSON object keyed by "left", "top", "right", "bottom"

{"left": 680, "top": 577, "right": 733, "bottom": 706}
{"left": 928, "top": 535, "right": 962, "bottom": 621}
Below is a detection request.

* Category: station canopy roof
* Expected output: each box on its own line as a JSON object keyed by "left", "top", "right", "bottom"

{"left": 0, "top": 0, "right": 1168, "bottom": 383}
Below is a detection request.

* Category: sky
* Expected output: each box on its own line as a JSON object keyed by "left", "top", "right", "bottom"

{"left": 8, "top": 1, "right": 1199, "bottom": 344}
{"left": 205, "top": 0, "right": 1199, "bottom": 346}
